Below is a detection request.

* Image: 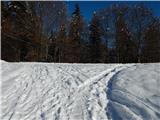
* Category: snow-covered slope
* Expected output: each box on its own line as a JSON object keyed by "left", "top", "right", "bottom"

{"left": 107, "top": 63, "right": 160, "bottom": 120}
{"left": 1, "top": 62, "right": 160, "bottom": 120}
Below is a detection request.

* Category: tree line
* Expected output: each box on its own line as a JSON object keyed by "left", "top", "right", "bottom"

{"left": 1, "top": 1, "right": 160, "bottom": 63}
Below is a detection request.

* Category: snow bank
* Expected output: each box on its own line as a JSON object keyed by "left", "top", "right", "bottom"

{"left": 108, "top": 63, "right": 160, "bottom": 120}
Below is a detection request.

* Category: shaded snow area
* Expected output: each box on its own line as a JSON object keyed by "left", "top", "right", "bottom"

{"left": 1, "top": 62, "right": 160, "bottom": 120}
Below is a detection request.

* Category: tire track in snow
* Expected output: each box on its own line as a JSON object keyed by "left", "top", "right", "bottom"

{"left": 111, "top": 89, "right": 160, "bottom": 116}
{"left": 106, "top": 64, "right": 144, "bottom": 120}
{"left": 80, "top": 65, "right": 130, "bottom": 120}
{"left": 63, "top": 65, "right": 128, "bottom": 120}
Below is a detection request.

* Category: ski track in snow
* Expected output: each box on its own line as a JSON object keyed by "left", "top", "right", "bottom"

{"left": 1, "top": 62, "right": 160, "bottom": 120}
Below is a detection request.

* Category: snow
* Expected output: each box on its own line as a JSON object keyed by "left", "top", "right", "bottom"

{"left": 1, "top": 61, "right": 160, "bottom": 120}
{"left": 108, "top": 64, "right": 160, "bottom": 120}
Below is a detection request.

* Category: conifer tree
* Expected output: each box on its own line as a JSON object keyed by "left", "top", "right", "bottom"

{"left": 142, "top": 19, "right": 160, "bottom": 62}
{"left": 115, "top": 8, "right": 136, "bottom": 63}
{"left": 89, "top": 12, "right": 102, "bottom": 63}
{"left": 68, "top": 4, "right": 84, "bottom": 62}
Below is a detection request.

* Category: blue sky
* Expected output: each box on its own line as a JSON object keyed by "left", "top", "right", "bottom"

{"left": 66, "top": 1, "right": 160, "bottom": 22}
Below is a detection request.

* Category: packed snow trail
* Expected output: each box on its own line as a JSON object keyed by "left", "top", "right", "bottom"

{"left": 1, "top": 62, "right": 160, "bottom": 120}
{"left": 1, "top": 63, "right": 122, "bottom": 120}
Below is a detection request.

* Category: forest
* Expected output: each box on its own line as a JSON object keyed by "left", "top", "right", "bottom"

{"left": 1, "top": 1, "right": 160, "bottom": 63}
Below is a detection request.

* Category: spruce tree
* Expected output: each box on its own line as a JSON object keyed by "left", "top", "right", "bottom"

{"left": 115, "top": 10, "right": 136, "bottom": 63}
{"left": 89, "top": 12, "right": 102, "bottom": 63}
{"left": 68, "top": 4, "right": 84, "bottom": 62}
{"left": 142, "top": 20, "right": 160, "bottom": 62}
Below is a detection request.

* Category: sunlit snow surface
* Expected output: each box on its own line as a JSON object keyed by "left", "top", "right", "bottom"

{"left": 1, "top": 61, "right": 160, "bottom": 120}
